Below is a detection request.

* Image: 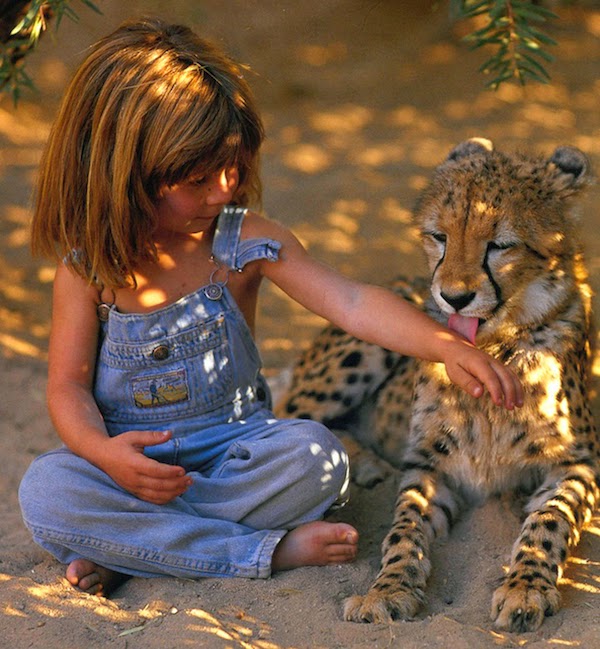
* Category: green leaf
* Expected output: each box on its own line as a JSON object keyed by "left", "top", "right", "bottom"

{"left": 80, "top": 0, "right": 103, "bottom": 15}
{"left": 518, "top": 64, "right": 550, "bottom": 83}
{"left": 451, "top": 0, "right": 490, "bottom": 19}
{"left": 524, "top": 27, "right": 558, "bottom": 46}
{"left": 528, "top": 47, "right": 554, "bottom": 63}
{"left": 2, "top": 0, "right": 104, "bottom": 103}
{"left": 513, "top": 3, "right": 558, "bottom": 21}
{"left": 480, "top": 55, "right": 510, "bottom": 75}
{"left": 520, "top": 53, "right": 551, "bottom": 77}
{"left": 487, "top": 69, "right": 515, "bottom": 90}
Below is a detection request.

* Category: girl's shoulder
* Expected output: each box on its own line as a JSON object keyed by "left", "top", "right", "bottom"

{"left": 240, "top": 210, "right": 295, "bottom": 246}
{"left": 55, "top": 260, "right": 97, "bottom": 293}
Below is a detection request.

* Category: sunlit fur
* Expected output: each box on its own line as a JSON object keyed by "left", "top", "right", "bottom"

{"left": 277, "top": 140, "right": 599, "bottom": 633}
{"left": 30, "top": 17, "right": 264, "bottom": 288}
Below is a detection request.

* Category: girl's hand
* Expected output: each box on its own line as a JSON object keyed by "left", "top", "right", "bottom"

{"left": 98, "top": 430, "right": 193, "bottom": 504}
{"left": 441, "top": 340, "right": 524, "bottom": 410}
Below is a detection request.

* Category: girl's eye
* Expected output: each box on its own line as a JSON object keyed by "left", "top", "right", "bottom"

{"left": 190, "top": 177, "right": 207, "bottom": 186}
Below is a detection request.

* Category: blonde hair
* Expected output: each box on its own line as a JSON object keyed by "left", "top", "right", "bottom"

{"left": 31, "top": 17, "right": 264, "bottom": 288}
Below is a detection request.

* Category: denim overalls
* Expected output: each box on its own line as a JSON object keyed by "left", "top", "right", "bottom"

{"left": 19, "top": 206, "right": 349, "bottom": 579}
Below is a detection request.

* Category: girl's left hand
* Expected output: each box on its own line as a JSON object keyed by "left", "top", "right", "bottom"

{"left": 442, "top": 340, "right": 524, "bottom": 410}
{"left": 96, "top": 430, "right": 193, "bottom": 504}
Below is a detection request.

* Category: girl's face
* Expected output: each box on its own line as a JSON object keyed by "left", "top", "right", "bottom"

{"left": 154, "top": 167, "right": 239, "bottom": 236}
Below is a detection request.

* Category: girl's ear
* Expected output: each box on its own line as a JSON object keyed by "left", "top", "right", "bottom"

{"left": 446, "top": 137, "right": 493, "bottom": 162}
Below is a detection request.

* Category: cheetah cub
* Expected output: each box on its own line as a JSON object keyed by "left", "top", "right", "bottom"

{"left": 278, "top": 139, "right": 599, "bottom": 632}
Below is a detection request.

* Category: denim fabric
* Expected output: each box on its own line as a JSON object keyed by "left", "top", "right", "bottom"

{"left": 19, "top": 206, "right": 349, "bottom": 579}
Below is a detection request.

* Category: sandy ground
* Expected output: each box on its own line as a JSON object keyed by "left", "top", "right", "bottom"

{"left": 1, "top": 1, "right": 600, "bottom": 647}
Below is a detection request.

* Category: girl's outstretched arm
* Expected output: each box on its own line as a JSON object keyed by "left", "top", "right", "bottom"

{"left": 247, "top": 214, "right": 523, "bottom": 409}
{"left": 46, "top": 265, "right": 192, "bottom": 504}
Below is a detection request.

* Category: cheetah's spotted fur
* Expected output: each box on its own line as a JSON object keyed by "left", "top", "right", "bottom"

{"left": 276, "top": 139, "right": 599, "bottom": 632}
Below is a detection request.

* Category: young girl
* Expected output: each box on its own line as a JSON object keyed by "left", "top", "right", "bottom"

{"left": 19, "top": 17, "right": 522, "bottom": 597}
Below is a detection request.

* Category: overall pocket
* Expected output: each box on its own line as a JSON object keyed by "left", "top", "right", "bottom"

{"left": 94, "top": 315, "right": 233, "bottom": 424}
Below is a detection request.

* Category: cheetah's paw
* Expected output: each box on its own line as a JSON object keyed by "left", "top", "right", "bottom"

{"left": 491, "top": 581, "right": 560, "bottom": 633}
{"left": 343, "top": 587, "right": 424, "bottom": 624}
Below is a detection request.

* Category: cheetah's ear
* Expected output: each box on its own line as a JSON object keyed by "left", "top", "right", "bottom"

{"left": 446, "top": 137, "right": 493, "bottom": 161}
{"left": 548, "top": 146, "right": 590, "bottom": 189}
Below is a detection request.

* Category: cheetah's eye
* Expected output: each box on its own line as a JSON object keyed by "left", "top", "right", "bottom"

{"left": 487, "top": 241, "right": 518, "bottom": 252}
{"left": 424, "top": 231, "right": 447, "bottom": 244}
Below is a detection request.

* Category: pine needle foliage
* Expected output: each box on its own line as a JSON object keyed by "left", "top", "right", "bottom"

{"left": 0, "top": 1, "right": 590, "bottom": 100}
{"left": 450, "top": 0, "right": 560, "bottom": 89}
{"left": 0, "top": 0, "right": 101, "bottom": 103}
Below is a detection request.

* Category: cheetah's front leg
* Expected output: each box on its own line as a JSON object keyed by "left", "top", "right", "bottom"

{"left": 491, "top": 463, "right": 599, "bottom": 633}
{"left": 344, "top": 472, "right": 460, "bottom": 623}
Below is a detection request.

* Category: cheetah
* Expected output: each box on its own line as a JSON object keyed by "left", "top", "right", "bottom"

{"left": 276, "top": 139, "right": 599, "bottom": 632}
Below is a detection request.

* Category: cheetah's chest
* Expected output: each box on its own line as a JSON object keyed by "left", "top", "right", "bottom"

{"left": 409, "top": 361, "right": 577, "bottom": 501}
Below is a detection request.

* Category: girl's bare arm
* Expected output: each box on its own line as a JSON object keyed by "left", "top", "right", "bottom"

{"left": 246, "top": 214, "right": 523, "bottom": 409}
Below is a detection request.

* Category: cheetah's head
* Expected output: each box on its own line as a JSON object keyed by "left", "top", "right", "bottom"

{"left": 414, "top": 138, "right": 591, "bottom": 342}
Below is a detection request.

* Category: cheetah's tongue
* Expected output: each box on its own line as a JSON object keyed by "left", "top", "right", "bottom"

{"left": 447, "top": 314, "right": 479, "bottom": 345}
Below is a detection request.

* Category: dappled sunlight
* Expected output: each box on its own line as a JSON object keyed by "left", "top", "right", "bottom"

{"left": 0, "top": 332, "right": 46, "bottom": 359}
{"left": 282, "top": 143, "right": 332, "bottom": 174}
{"left": 522, "top": 353, "right": 571, "bottom": 426}
{"left": 518, "top": 104, "right": 576, "bottom": 131}
{"left": 584, "top": 523, "right": 600, "bottom": 538}
{"left": 259, "top": 337, "right": 295, "bottom": 355}
{"left": 186, "top": 607, "right": 283, "bottom": 648}
{"left": 295, "top": 42, "right": 347, "bottom": 67}
{"left": 295, "top": 222, "right": 357, "bottom": 254}
{"left": 0, "top": 3, "right": 598, "bottom": 377}
{"left": 387, "top": 105, "right": 439, "bottom": 133}
{"left": 291, "top": 198, "right": 374, "bottom": 255}
{"left": 0, "top": 95, "right": 53, "bottom": 360}
{"left": 309, "top": 104, "right": 373, "bottom": 134}
{"left": 408, "top": 175, "right": 431, "bottom": 192}
{"left": 379, "top": 197, "right": 413, "bottom": 225}
{"left": 585, "top": 11, "right": 600, "bottom": 37}
{"left": 563, "top": 572, "right": 600, "bottom": 598}
{"left": 593, "top": 337, "right": 600, "bottom": 378}
{"left": 326, "top": 198, "right": 367, "bottom": 228}
{"left": 493, "top": 518, "right": 600, "bottom": 611}
{"left": 354, "top": 141, "right": 406, "bottom": 167}
{"left": 0, "top": 575, "right": 134, "bottom": 623}
{"left": 0, "top": 572, "right": 296, "bottom": 648}
{"left": 409, "top": 138, "right": 452, "bottom": 168}
{"left": 326, "top": 214, "right": 359, "bottom": 237}
{"left": 0, "top": 4, "right": 598, "bottom": 649}
{"left": 307, "top": 441, "right": 347, "bottom": 490}
{"left": 0, "top": 105, "right": 50, "bottom": 147}
{"left": 421, "top": 42, "right": 459, "bottom": 66}
{"left": 4, "top": 13, "right": 599, "bottom": 373}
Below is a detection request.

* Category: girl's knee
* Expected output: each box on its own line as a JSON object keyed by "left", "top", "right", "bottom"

{"left": 20, "top": 451, "right": 68, "bottom": 516}
{"left": 292, "top": 421, "right": 349, "bottom": 494}
{"left": 19, "top": 449, "right": 101, "bottom": 525}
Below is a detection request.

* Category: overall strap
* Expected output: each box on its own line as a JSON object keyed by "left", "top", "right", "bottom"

{"left": 212, "top": 205, "right": 281, "bottom": 272}
{"left": 212, "top": 205, "right": 247, "bottom": 270}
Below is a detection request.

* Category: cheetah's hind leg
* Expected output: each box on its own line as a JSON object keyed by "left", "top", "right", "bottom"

{"left": 338, "top": 433, "right": 394, "bottom": 488}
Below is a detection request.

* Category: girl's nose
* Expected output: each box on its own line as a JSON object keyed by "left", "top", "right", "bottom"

{"left": 206, "top": 168, "right": 238, "bottom": 204}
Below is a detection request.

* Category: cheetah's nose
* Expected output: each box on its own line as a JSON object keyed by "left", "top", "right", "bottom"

{"left": 440, "top": 291, "right": 476, "bottom": 312}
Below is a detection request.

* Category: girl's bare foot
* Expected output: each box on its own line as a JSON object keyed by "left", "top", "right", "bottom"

{"left": 66, "top": 559, "right": 129, "bottom": 596}
{"left": 272, "top": 521, "right": 358, "bottom": 572}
